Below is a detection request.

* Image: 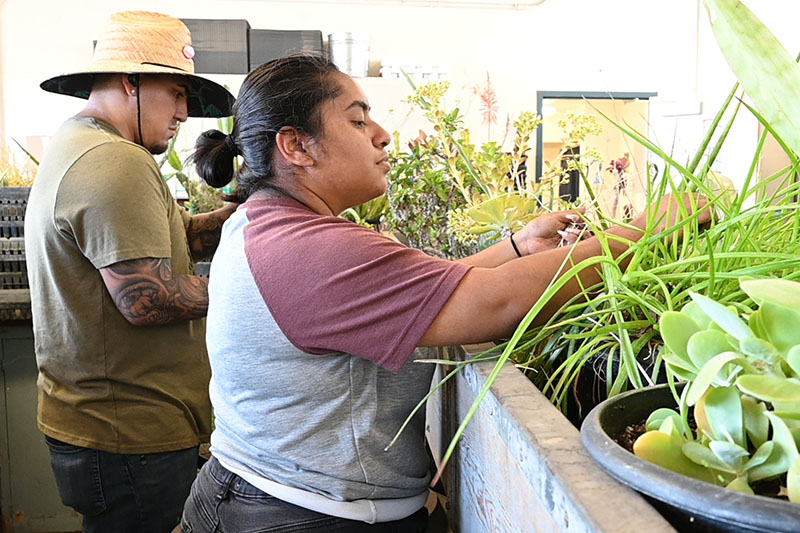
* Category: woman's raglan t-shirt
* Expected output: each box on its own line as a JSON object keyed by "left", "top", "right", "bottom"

{"left": 207, "top": 198, "right": 471, "bottom": 522}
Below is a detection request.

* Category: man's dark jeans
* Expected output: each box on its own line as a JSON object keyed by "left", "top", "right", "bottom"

{"left": 45, "top": 436, "right": 198, "bottom": 533}
{"left": 181, "top": 456, "right": 428, "bottom": 532}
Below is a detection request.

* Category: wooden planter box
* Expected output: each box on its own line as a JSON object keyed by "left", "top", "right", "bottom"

{"left": 425, "top": 346, "right": 676, "bottom": 533}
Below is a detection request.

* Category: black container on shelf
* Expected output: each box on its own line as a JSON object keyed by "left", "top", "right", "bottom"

{"left": 181, "top": 18, "right": 251, "bottom": 75}
{"left": 0, "top": 187, "right": 31, "bottom": 320}
{"left": 248, "top": 29, "right": 323, "bottom": 69}
{"left": 0, "top": 187, "right": 30, "bottom": 290}
{"left": 0, "top": 186, "right": 29, "bottom": 239}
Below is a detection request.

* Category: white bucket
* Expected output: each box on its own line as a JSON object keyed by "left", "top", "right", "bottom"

{"left": 328, "top": 32, "right": 370, "bottom": 77}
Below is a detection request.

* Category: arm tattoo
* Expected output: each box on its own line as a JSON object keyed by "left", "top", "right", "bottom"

{"left": 100, "top": 257, "right": 209, "bottom": 326}
{"left": 186, "top": 211, "right": 227, "bottom": 260}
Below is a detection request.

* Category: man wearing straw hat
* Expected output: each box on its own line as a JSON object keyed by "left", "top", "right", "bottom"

{"left": 25, "top": 11, "right": 236, "bottom": 532}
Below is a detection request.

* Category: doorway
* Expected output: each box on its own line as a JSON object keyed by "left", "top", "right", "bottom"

{"left": 535, "top": 91, "right": 656, "bottom": 220}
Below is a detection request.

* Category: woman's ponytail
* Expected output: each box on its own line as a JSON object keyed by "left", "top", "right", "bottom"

{"left": 190, "top": 129, "right": 237, "bottom": 189}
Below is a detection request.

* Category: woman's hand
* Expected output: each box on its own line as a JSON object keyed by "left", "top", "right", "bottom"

{"left": 632, "top": 193, "right": 713, "bottom": 236}
{"left": 513, "top": 206, "right": 588, "bottom": 256}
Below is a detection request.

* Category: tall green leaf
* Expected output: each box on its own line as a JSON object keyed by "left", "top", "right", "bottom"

{"left": 705, "top": 0, "right": 800, "bottom": 156}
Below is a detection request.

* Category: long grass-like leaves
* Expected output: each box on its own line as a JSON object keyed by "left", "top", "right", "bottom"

{"left": 409, "top": 0, "right": 800, "bottom": 483}
{"left": 11, "top": 137, "right": 39, "bottom": 166}
{"left": 687, "top": 82, "right": 739, "bottom": 174}
{"left": 430, "top": 250, "right": 620, "bottom": 484}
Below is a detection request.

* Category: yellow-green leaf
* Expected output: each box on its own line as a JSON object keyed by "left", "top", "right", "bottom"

{"left": 687, "top": 330, "right": 735, "bottom": 371}
{"left": 690, "top": 291, "right": 753, "bottom": 341}
{"left": 634, "top": 431, "right": 718, "bottom": 484}
{"left": 788, "top": 456, "right": 800, "bottom": 502}
{"left": 726, "top": 475, "right": 754, "bottom": 494}
{"left": 736, "top": 375, "right": 800, "bottom": 404}
{"left": 687, "top": 352, "right": 741, "bottom": 406}
{"left": 167, "top": 149, "right": 183, "bottom": 171}
{"left": 705, "top": 0, "right": 800, "bottom": 156}
{"left": 741, "top": 395, "right": 769, "bottom": 448}
{"left": 741, "top": 278, "right": 800, "bottom": 312}
{"left": 660, "top": 311, "right": 701, "bottom": 367}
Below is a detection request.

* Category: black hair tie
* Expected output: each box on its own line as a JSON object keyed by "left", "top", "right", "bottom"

{"left": 509, "top": 232, "right": 523, "bottom": 258}
{"left": 225, "top": 135, "right": 239, "bottom": 156}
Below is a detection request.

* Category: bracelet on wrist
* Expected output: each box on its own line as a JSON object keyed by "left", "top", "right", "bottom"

{"left": 509, "top": 232, "right": 523, "bottom": 258}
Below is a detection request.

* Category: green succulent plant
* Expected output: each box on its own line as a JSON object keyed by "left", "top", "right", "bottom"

{"left": 159, "top": 121, "right": 229, "bottom": 215}
{"left": 340, "top": 195, "right": 390, "bottom": 229}
{"left": 384, "top": 79, "right": 599, "bottom": 258}
{"left": 637, "top": 277, "right": 800, "bottom": 500}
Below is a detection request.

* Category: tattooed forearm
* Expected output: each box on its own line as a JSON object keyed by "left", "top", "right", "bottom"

{"left": 186, "top": 203, "right": 237, "bottom": 260}
{"left": 100, "top": 258, "right": 209, "bottom": 326}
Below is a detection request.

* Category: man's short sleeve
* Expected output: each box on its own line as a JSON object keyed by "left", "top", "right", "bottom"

{"left": 54, "top": 142, "right": 174, "bottom": 269}
{"left": 243, "top": 201, "right": 471, "bottom": 372}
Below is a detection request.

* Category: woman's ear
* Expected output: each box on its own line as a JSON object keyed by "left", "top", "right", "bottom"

{"left": 274, "top": 127, "right": 315, "bottom": 167}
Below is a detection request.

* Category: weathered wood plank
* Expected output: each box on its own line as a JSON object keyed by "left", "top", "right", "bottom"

{"left": 426, "top": 346, "right": 676, "bottom": 533}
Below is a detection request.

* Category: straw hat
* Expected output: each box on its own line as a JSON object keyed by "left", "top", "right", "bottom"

{"left": 40, "top": 11, "right": 234, "bottom": 118}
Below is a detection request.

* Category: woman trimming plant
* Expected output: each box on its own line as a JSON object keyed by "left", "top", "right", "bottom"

{"left": 384, "top": 80, "right": 602, "bottom": 259}
{"left": 415, "top": 0, "right": 800, "bottom": 482}
{"left": 180, "top": 55, "right": 709, "bottom": 532}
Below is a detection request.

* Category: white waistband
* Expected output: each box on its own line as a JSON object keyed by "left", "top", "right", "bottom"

{"left": 216, "top": 456, "right": 428, "bottom": 524}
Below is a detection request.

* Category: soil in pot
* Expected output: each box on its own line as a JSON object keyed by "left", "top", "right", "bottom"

{"left": 582, "top": 384, "right": 800, "bottom": 533}
{"left": 612, "top": 418, "right": 789, "bottom": 504}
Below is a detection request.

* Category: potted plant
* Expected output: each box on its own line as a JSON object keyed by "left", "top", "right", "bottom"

{"left": 565, "top": 0, "right": 800, "bottom": 529}
{"left": 581, "top": 277, "right": 800, "bottom": 532}
{"left": 452, "top": 0, "right": 800, "bottom": 426}
{"left": 383, "top": 78, "right": 600, "bottom": 259}
{"left": 407, "top": 0, "right": 800, "bottom": 529}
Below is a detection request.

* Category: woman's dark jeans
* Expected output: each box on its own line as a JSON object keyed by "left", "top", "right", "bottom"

{"left": 45, "top": 436, "right": 198, "bottom": 533}
{"left": 181, "top": 456, "right": 428, "bottom": 533}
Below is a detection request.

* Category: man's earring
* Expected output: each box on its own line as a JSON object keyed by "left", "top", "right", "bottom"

{"left": 131, "top": 89, "right": 136, "bottom": 95}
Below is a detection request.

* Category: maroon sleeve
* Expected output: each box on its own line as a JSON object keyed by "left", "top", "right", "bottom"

{"left": 243, "top": 200, "right": 471, "bottom": 372}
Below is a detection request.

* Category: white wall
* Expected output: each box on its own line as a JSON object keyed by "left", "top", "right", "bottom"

{"left": 2, "top": 0, "right": 799, "bottom": 187}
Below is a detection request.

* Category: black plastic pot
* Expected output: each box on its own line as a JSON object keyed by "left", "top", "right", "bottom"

{"left": 581, "top": 384, "right": 800, "bottom": 533}
{"left": 568, "top": 344, "right": 665, "bottom": 427}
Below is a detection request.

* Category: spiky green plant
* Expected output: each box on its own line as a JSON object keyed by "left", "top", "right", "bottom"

{"left": 392, "top": 0, "right": 800, "bottom": 484}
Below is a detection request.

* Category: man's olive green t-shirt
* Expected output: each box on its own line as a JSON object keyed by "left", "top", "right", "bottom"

{"left": 25, "top": 116, "right": 212, "bottom": 454}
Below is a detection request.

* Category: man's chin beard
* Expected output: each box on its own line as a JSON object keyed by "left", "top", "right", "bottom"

{"left": 148, "top": 143, "right": 168, "bottom": 155}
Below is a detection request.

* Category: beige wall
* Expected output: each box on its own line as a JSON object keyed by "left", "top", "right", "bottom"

{"left": 2, "top": 0, "right": 800, "bottom": 187}
{"left": 0, "top": 0, "right": 697, "bottom": 144}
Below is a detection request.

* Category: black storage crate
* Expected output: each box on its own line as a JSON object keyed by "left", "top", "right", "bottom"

{"left": 0, "top": 187, "right": 29, "bottom": 239}
{"left": 0, "top": 187, "right": 29, "bottom": 289}
{"left": 181, "top": 18, "right": 251, "bottom": 75}
{"left": 0, "top": 238, "right": 27, "bottom": 290}
{"left": 248, "top": 29, "right": 323, "bottom": 69}
{"left": 0, "top": 187, "right": 31, "bottom": 320}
